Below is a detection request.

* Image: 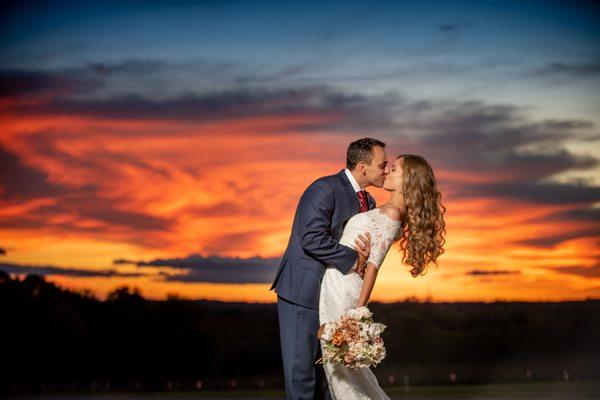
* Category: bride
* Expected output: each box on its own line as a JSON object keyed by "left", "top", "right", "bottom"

{"left": 318, "top": 154, "right": 446, "bottom": 400}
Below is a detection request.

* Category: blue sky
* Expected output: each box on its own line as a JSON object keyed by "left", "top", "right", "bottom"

{"left": 2, "top": 1, "right": 599, "bottom": 123}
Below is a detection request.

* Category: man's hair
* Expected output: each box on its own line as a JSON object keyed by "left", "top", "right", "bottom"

{"left": 346, "top": 138, "right": 386, "bottom": 170}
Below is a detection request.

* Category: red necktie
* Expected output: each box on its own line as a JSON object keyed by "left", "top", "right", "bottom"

{"left": 357, "top": 190, "right": 368, "bottom": 213}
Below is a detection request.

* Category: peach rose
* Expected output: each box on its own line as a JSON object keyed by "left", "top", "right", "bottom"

{"left": 331, "top": 331, "right": 345, "bottom": 346}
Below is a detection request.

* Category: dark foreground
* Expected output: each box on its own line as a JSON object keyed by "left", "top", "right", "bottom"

{"left": 6, "top": 381, "right": 600, "bottom": 399}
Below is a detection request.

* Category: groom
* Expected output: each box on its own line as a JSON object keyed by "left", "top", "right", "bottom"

{"left": 270, "top": 138, "right": 388, "bottom": 400}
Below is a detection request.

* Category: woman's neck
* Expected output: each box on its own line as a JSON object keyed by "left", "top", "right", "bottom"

{"left": 385, "top": 190, "right": 405, "bottom": 211}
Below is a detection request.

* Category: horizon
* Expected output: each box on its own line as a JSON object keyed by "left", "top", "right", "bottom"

{"left": 4, "top": 268, "right": 600, "bottom": 304}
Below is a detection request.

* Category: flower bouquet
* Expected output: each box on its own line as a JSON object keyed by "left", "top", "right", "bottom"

{"left": 316, "top": 306, "right": 387, "bottom": 369}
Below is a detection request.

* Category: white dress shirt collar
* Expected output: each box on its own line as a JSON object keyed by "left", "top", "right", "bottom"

{"left": 344, "top": 168, "right": 362, "bottom": 193}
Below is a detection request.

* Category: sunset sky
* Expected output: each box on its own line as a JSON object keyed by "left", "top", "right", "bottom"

{"left": 1, "top": 0, "right": 599, "bottom": 302}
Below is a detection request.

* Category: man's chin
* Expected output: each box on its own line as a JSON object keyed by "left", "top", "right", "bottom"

{"left": 366, "top": 179, "right": 386, "bottom": 188}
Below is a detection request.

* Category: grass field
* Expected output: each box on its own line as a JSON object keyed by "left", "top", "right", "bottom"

{"left": 6, "top": 380, "right": 600, "bottom": 399}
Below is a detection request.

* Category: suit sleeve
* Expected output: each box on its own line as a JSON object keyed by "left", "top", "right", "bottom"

{"left": 298, "top": 180, "right": 358, "bottom": 274}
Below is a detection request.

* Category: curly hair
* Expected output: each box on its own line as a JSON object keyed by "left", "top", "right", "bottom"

{"left": 397, "top": 154, "right": 446, "bottom": 277}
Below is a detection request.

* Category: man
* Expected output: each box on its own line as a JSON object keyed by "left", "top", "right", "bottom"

{"left": 270, "top": 138, "right": 388, "bottom": 400}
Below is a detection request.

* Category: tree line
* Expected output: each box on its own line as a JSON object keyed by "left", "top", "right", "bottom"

{"left": 1, "top": 269, "right": 598, "bottom": 394}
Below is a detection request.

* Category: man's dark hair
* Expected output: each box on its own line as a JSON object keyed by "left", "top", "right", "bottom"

{"left": 346, "top": 138, "right": 386, "bottom": 169}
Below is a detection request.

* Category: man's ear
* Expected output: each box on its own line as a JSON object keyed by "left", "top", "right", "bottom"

{"left": 358, "top": 162, "right": 367, "bottom": 175}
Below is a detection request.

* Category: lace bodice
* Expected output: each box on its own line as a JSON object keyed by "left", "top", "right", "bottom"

{"left": 339, "top": 207, "right": 402, "bottom": 269}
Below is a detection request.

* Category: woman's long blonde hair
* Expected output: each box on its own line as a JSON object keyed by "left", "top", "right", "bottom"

{"left": 397, "top": 154, "right": 446, "bottom": 277}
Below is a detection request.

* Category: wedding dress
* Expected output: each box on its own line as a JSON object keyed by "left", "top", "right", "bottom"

{"left": 319, "top": 207, "right": 402, "bottom": 400}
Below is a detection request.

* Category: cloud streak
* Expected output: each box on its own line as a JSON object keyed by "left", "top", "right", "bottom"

{"left": 0, "top": 262, "right": 146, "bottom": 278}
{"left": 466, "top": 269, "right": 521, "bottom": 276}
{"left": 117, "top": 254, "right": 280, "bottom": 284}
{"left": 546, "top": 263, "right": 600, "bottom": 278}
{"left": 531, "top": 62, "right": 600, "bottom": 78}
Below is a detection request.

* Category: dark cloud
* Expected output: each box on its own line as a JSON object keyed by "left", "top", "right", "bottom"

{"left": 1, "top": 61, "right": 596, "bottom": 142}
{"left": 0, "top": 141, "right": 172, "bottom": 242}
{"left": 113, "top": 258, "right": 136, "bottom": 265}
{"left": 0, "top": 59, "right": 247, "bottom": 106}
{"left": 516, "top": 227, "right": 600, "bottom": 248}
{"left": 0, "top": 144, "right": 68, "bottom": 201}
{"left": 542, "top": 206, "right": 600, "bottom": 223}
{"left": 436, "top": 19, "right": 471, "bottom": 45}
{"left": 127, "top": 253, "right": 280, "bottom": 284}
{"left": 403, "top": 100, "right": 599, "bottom": 210}
{"left": 531, "top": 62, "right": 600, "bottom": 78}
{"left": 438, "top": 19, "right": 470, "bottom": 34}
{"left": 84, "top": 59, "right": 240, "bottom": 91}
{"left": 0, "top": 262, "right": 146, "bottom": 278}
{"left": 1, "top": 141, "right": 169, "bottom": 250}
{"left": 0, "top": 60, "right": 396, "bottom": 129}
{"left": 546, "top": 263, "right": 600, "bottom": 278}
{"left": 5, "top": 86, "right": 396, "bottom": 132}
{"left": 541, "top": 119, "right": 595, "bottom": 130}
{"left": 466, "top": 269, "right": 520, "bottom": 276}
{"left": 232, "top": 65, "right": 309, "bottom": 85}
{"left": 415, "top": 102, "right": 597, "bottom": 179}
{"left": 0, "top": 247, "right": 6, "bottom": 256}
{"left": 0, "top": 68, "right": 103, "bottom": 99}
{"left": 455, "top": 181, "right": 600, "bottom": 205}
{"left": 9, "top": 198, "right": 171, "bottom": 235}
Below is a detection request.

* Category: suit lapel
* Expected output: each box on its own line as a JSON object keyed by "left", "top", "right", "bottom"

{"left": 366, "top": 190, "right": 376, "bottom": 210}
{"left": 337, "top": 170, "right": 359, "bottom": 221}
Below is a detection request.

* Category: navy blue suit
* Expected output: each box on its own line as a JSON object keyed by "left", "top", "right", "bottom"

{"left": 270, "top": 169, "right": 375, "bottom": 400}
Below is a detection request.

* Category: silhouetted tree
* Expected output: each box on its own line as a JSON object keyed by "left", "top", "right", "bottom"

{"left": 1, "top": 269, "right": 598, "bottom": 392}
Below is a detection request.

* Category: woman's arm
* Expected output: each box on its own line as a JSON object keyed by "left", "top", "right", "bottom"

{"left": 357, "top": 262, "right": 379, "bottom": 307}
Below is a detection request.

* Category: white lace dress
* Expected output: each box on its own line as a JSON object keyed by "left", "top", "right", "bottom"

{"left": 319, "top": 207, "right": 402, "bottom": 400}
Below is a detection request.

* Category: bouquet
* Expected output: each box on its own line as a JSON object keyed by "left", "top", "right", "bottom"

{"left": 316, "top": 306, "right": 387, "bottom": 369}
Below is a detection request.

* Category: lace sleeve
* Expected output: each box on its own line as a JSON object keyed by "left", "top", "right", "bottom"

{"left": 367, "top": 214, "right": 400, "bottom": 269}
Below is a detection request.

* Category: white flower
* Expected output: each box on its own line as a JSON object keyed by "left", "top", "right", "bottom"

{"left": 368, "top": 323, "right": 386, "bottom": 338}
{"left": 372, "top": 344, "right": 386, "bottom": 362}
{"left": 346, "top": 308, "right": 362, "bottom": 319}
{"left": 346, "top": 306, "right": 373, "bottom": 320}
{"left": 321, "top": 323, "right": 335, "bottom": 341}
{"left": 349, "top": 340, "right": 368, "bottom": 355}
{"left": 356, "top": 306, "right": 373, "bottom": 319}
{"left": 359, "top": 323, "right": 370, "bottom": 339}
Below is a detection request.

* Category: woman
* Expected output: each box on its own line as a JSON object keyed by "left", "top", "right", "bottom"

{"left": 318, "top": 154, "right": 447, "bottom": 400}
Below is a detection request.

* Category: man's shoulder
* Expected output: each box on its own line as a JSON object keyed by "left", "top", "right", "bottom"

{"left": 301, "top": 171, "right": 345, "bottom": 199}
{"left": 314, "top": 170, "right": 345, "bottom": 186}
{"left": 304, "top": 170, "right": 342, "bottom": 188}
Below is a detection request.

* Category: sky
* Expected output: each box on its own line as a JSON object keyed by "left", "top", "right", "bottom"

{"left": 1, "top": 0, "right": 599, "bottom": 302}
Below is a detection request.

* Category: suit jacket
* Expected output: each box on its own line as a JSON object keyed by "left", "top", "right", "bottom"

{"left": 269, "top": 169, "right": 376, "bottom": 309}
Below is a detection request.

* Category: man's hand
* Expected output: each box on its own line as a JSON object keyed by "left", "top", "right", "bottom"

{"left": 353, "top": 232, "right": 371, "bottom": 278}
